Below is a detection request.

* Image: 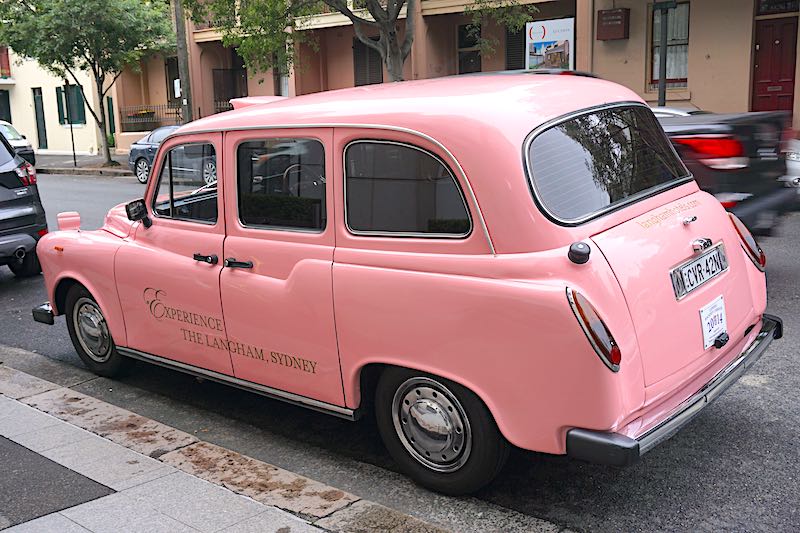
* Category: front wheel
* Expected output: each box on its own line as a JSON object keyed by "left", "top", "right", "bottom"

{"left": 375, "top": 367, "right": 509, "bottom": 495}
{"left": 65, "top": 284, "right": 133, "bottom": 377}
{"left": 135, "top": 158, "right": 150, "bottom": 183}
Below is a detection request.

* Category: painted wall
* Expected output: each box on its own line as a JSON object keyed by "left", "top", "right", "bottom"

{"left": 5, "top": 50, "right": 103, "bottom": 154}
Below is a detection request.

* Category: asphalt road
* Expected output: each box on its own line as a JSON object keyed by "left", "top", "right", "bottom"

{"left": 1, "top": 174, "right": 799, "bottom": 532}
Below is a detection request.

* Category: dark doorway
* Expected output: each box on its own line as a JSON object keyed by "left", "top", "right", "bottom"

{"left": 0, "top": 90, "right": 10, "bottom": 123}
{"left": 752, "top": 16, "right": 798, "bottom": 111}
{"left": 32, "top": 88, "right": 48, "bottom": 149}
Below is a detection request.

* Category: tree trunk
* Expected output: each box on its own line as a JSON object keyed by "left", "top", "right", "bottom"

{"left": 385, "top": 31, "right": 405, "bottom": 82}
{"left": 95, "top": 86, "right": 113, "bottom": 165}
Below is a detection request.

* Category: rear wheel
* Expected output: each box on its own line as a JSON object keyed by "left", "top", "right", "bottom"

{"left": 135, "top": 158, "right": 150, "bottom": 183}
{"left": 374, "top": 367, "right": 509, "bottom": 495}
{"left": 8, "top": 250, "right": 40, "bottom": 278}
{"left": 65, "top": 285, "right": 133, "bottom": 377}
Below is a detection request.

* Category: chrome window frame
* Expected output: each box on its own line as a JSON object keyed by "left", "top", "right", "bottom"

{"left": 234, "top": 136, "right": 328, "bottom": 234}
{"left": 150, "top": 140, "right": 219, "bottom": 226}
{"left": 343, "top": 139, "right": 473, "bottom": 239}
{"left": 522, "top": 101, "right": 693, "bottom": 227}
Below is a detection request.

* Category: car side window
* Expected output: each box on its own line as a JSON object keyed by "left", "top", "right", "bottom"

{"left": 152, "top": 142, "right": 218, "bottom": 224}
{"left": 344, "top": 141, "right": 471, "bottom": 236}
{"left": 237, "top": 138, "right": 326, "bottom": 231}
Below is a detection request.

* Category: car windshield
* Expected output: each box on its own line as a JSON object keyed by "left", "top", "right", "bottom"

{"left": 526, "top": 105, "right": 690, "bottom": 223}
{"left": 0, "top": 123, "right": 24, "bottom": 141}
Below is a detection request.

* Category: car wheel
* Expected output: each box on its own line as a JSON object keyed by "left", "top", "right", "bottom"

{"left": 202, "top": 159, "right": 217, "bottom": 185}
{"left": 65, "top": 284, "right": 133, "bottom": 377}
{"left": 135, "top": 158, "right": 150, "bottom": 184}
{"left": 374, "top": 367, "right": 509, "bottom": 495}
{"left": 8, "top": 250, "right": 40, "bottom": 278}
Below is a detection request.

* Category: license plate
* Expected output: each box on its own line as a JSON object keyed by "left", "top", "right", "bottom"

{"left": 700, "top": 295, "right": 727, "bottom": 350}
{"left": 670, "top": 243, "right": 728, "bottom": 299}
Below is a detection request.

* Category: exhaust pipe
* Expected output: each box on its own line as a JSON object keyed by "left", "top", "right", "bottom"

{"left": 14, "top": 247, "right": 26, "bottom": 260}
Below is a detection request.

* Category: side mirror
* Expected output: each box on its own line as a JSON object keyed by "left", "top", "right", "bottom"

{"left": 21, "top": 134, "right": 26, "bottom": 139}
{"left": 125, "top": 199, "right": 152, "bottom": 228}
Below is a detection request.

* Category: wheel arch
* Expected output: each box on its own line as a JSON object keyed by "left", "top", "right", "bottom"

{"left": 51, "top": 273, "right": 128, "bottom": 347}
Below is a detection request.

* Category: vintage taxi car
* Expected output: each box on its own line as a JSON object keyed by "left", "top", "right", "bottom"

{"left": 32, "top": 73, "right": 782, "bottom": 495}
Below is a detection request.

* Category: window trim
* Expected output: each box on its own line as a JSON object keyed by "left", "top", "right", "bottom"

{"left": 522, "top": 101, "right": 693, "bottom": 227}
{"left": 150, "top": 140, "right": 219, "bottom": 226}
{"left": 234, "top": 136, "right": 329, "bottom": 234}
{"left": 343, "top": 139, "right": 474, "bottom": 239}
{"left": 648, "top": 1, "right": 690, "bottom": 86}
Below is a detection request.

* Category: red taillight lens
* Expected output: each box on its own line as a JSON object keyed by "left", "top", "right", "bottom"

{"left": 567, "top": 289, "right": 621, "bottom": 371}
{"left": 729, "top": 213, "right": 766, "bottom": 271}
{"left": 673, "top": 135, "right": 748, "bottom": 170}
{"left": 37, "top": 228, "right": 48, "bottom": 237}
{"left": 13, "top": 162, "right": 37, "bottom": 186}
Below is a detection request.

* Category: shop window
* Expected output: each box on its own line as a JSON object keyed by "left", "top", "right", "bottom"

{"left": 237, "top": 138, "right": 326, "bottom": 231}
{"left": 55, "top": 84, "right": 86, "bottom": 125}
{"left": 345, "top": 141, "right": 471, "bottom": 236}
{"left": 650, "top": 2, "right": 689, "bottom": 89}
{"left": 505, "top": 28, "right": 526, "bottom": 70}
{"left": 353, "top": 38, "right": 383, "bottom": 86}
{"left": 458, "top": 24, "right": 481, "bottom": 74}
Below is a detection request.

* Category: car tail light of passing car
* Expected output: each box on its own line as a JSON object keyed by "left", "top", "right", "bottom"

{"left": 714, "top": 192, "right": 753, "bottom": 209}
{"left": 13, "top": 162, "right": 37, "bottom": 186}
{"left": 567, "top": 289, "right": 621, "bottom": 372}
{"left": 729, "top": 213, "right": 766, "bottom": 271}
{"left": 37, "top": 228, "right": 48, "bottom": 237}
{"left": 672, "top": 135, "right": 749, "bottom": 170}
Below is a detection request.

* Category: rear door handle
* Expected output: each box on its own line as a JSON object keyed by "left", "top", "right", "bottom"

{"left": 224, "top": 258, "right": 253, "bottom": 269}
{"left": 193, "top": 253, "right": 218, "bottom": 264}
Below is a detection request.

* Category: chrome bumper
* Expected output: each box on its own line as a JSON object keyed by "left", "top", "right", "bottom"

{"left": 566, "top": 314, "right": 783, "bottom": 466}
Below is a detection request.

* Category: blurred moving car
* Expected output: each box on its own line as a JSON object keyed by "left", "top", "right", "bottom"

{"left": 0, "top": 120, "right": 36, "bottom": 166}
{"left": 128, "top": 125, "right": 180, "bottom": 183}
{"left": 0, "top": 131, "right": 47, "bottom": 277}
{"left": 781, "top": 138, "right": 800, "bottom": 207}
{"left": 651, "top": 107, "right": 707, "bottom": 118}
{"left": 658, "top": 111, "right": 795, "bottom": 235}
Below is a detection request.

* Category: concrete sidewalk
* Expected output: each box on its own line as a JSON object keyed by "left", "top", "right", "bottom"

{"left": 34, "top": 153, "right": 133, "bottom": 177}
{"left": 0, "top": 365, "right": 447, "bottom": 533}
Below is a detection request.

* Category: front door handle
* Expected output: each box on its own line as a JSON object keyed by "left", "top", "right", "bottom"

{"left": 193, "top": 253, "right": 218, "bottom": 264}
{"left": 224, "top": 258, "right": 253, "bottom": 269}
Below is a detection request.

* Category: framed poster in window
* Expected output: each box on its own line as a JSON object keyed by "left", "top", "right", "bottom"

{"left": 525, "top": 18, "right": 575, "bottom": 70}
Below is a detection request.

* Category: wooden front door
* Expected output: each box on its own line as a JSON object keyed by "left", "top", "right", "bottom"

{"left": 752, "top": 17, "right": 798, "bottom": 111}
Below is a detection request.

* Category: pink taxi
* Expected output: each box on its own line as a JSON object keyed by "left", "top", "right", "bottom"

{"left": 32, "top": 73, "right": 782, "bottom": 495}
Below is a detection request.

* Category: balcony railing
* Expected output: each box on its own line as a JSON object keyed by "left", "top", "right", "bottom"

{"left": 119, "top": 104, "right": 183, "bottom": 133}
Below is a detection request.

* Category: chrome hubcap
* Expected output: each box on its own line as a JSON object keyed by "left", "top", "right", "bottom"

{"left": 203, "top": 162, "right": 216, "bottom": 184}
{"left": 391, "top": 377, "right": 471, "bottom": 473}
{"left": 73, "top": 298, "right": 111, "bottom": 363}
{"left": 136, "top": 160, "right": 149, "bottom": 182}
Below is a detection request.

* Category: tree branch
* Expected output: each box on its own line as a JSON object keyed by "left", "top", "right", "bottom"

{"left": 323, "top": 0, "right": 377, "bottom": 27}
{"left": 352, "top": 20, "right": 384, "bottom": 55}
{"left": 400, "top": 0, "right": 415, "bottom": 58}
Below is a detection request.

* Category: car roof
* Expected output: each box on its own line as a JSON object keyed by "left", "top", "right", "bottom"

{"left": 175, "top": 72, "right": 641, "bottom": 149}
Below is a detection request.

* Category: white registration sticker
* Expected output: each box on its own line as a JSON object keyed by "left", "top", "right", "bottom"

{"left": 700, "top": 295, "right": 727, "bottom": 350}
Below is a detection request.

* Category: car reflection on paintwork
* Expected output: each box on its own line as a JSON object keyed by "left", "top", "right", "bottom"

{"left": 127, "top": 126, "right": 181, "bottom": 184}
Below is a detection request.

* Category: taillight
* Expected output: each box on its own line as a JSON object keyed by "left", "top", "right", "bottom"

{"left": 672, "top": 135, "right": 748, "bottom": 170}
{"left": 567, "top": 289, "right": 621, "bottom": 372}
{"left": 714, "top": 192, "right": 752, "bottom": 209}
{"left": 729, "top": 213, "right": 766, "bottom": 271}
{"left": 37, "top": 228, "right": 48, "bottom": 237}
{"left": 13, "top": 162, "right": 37, "bottom": 186}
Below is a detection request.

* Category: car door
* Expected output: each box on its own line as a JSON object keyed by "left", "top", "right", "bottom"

{"left": 219, "top": 128, "right": 343, "bottom": 406}
{"left": 115, "top": 132, "right": 234, "bottom": 375}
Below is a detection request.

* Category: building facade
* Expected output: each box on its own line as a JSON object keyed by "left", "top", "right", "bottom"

{"left": 111, "top": 0, "right": 800, "bottom": 153}
{"left": 0, "top": 47, "right": 106, "bottom": 155}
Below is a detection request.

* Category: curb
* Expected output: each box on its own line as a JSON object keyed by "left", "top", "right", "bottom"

{"left": 37, "top": 167, "right": 134, "bottom": 177}
{"left": 0, "top": 363, "right": 449, "bottom": 532}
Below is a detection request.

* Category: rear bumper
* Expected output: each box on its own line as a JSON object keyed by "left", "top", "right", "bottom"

{"left": 0, "top": 228, "right": 42, "bottom": 264}
{"left": 32, "top": 302, "right": 54, "bottom": 325}
{"left": 566, "top": 314, "right": 783, "bottom": 466}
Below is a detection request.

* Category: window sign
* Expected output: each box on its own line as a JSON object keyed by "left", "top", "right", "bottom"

{"left": 525, "top": 18, "right": 575, "bottom": 70}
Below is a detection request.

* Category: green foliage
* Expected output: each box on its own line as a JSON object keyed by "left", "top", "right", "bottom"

{"left": 464, "top": 1, "right": 538, "bottom": 57}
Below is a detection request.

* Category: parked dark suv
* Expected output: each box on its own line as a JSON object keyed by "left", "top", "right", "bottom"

{"left": 0, "top": 133, "right": 47, "bottom": 277}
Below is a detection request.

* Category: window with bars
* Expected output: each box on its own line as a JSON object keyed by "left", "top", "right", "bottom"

{"left": 505, "top": 28, "right": 526, "bottom": 70}
{"left": 353, "top": 38, "right": 383, "bottom": 86}
{"left": 458, "top": 24, "right": 481, "bottom": 74}
{"left": 651, "top": 2, "right": 690, "bottom": 89}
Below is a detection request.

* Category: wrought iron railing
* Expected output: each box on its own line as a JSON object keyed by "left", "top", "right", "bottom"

{"left": 119, "top": 104, "right": 183, "bottom": 133}
{"left": 214, "top": 100, "right": 234, "bottom": 114}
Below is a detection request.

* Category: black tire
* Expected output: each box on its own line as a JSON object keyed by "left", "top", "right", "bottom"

{"left": 8, "top": 250, "right": 41, "bottom": 277}
{"left": 65, "top": 284, "right": 133, "bottom": 377}
{"left": 135, "top": 158, "right": 150, "bottom": 184}
{"left": 374, "top": 367, "right": 509, "bottom": 495}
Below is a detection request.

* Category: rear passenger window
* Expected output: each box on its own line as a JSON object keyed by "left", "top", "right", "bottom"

{"left": 344, "top": 141, "right": 471, "bottom": 236}
{"left": 237, "top": 139, "right": 326, "bottom": 231}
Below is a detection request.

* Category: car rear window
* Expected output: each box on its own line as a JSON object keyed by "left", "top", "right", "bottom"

{"left": 0, "top": 134, "right": 15, "bottom": 167}
{"left": 526, "top": 104, "right": 690, "bottom": 223}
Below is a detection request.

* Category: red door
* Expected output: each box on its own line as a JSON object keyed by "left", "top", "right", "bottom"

{"left": 752, "top": 17, "right": 798, "bottom": 112}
